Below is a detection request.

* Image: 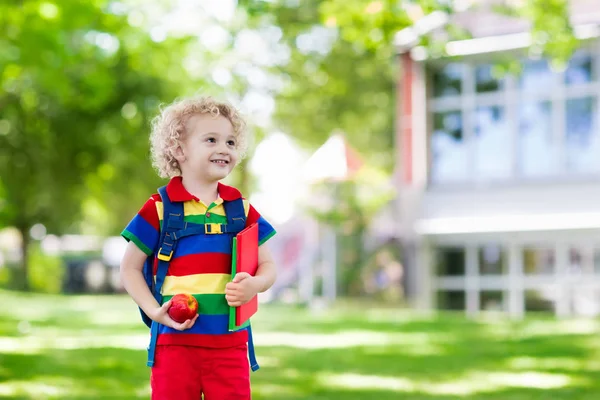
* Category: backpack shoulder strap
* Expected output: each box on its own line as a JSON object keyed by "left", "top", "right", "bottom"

{"left": 222, "top": 198, "right": 246, "bottom": 234}
{"left": 147, "top": 185, "right": 184, "bottom": 367}
{"left": 156, "top": 185, "right": 184, "bottom": 263}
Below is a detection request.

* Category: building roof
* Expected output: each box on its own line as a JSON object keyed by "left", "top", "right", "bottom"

{"left": 453, "top": 0, "right": 600, "bottom": 39}
{"left": 395, "top": 0, "right": 600, "bottom": 55}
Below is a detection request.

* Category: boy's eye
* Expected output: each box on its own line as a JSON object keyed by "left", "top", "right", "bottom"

{"left": 207, "top": 137, "right": 216, "bottom": 143}
{"left": 227, "top": 140, "right": 236, "bottom": 146}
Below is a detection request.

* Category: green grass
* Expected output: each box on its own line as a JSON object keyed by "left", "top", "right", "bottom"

{"left": 0, "top": 290, "right": 600, "bottom": 399}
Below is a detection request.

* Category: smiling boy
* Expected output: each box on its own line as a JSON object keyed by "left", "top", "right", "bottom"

{"left": 120, "top": 96, "right": 277, "bottom": 399}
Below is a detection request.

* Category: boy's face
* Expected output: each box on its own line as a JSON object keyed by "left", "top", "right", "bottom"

{"left": 177, "top": 114, "right": 239, "bottom": 183}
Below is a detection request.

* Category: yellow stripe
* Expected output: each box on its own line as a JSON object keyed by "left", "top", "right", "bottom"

{"left": 184, "top": 201, "right": 210, "bottom": 216}
{"left": 243, "top": 199, "right": 250, "bottom": 216}
{"left": 156, "top": 202, "right": 164, "bottom": 221}
{"left": 161, "top": 273, "right": 231, "bottom": 295}
{"left": 157, "top": 199, "right": 251, "bottom": 220}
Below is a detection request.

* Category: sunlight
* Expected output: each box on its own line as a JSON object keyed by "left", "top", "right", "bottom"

{"left": 319, "top": 370, "right": 580, "bottom": 395}
{"left": 0, "top": 328, "right": 447, "bottom": 357}
{"left": 87, "top": 310, "right": 145, "bottom": 326}
{"left": 250, "top": 132, "right": 307, "bottom": 225}
{"left": 0, "top": 334, "right": 148, "bottom": 353}
{"left": 252, "top": 355, "right": 280, "bottom": 368}
{"left": 134, "top": 383, "right": 151, "bottom": 398}
{"left": 365, "top": 308, "right": 433, "bottom": 323}
{"left": 0, "top": 380, "right": 67, "bottom": 397}
{"left": 254, "top": 383, "right": 303, "bottom": 397}
{"left": 519, "top": 319, "right": 600, "bottom": 337}
{"left": 254, "top": 330, "right": 447, "bottom": 352}
{"left": 281, "top": 368, "right": 302, "bottom": 379}
{"left": 483, "top": 371, "right": 576, "bottom": 389}
{"left": 508, "top": 356, "right": 600, "bottom": 372}
{"left": 319, "top": 373, "right": 416, "bottom": 392}
{"left": 0, "top": 376, "right": 108, "bottom": 398}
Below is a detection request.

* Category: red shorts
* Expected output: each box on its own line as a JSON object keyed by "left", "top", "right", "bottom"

{"left": 151, "top": 344, "right": 251, "bottom": 400}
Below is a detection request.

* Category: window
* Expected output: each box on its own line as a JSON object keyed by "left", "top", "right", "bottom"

{"left": 481, "top": 291, "right": 504, "bottom": 311}
{"left": 431, "top": 111, "right": 468, "bottom": 183}
{"left": 432, "top": 63, "right": 462, "bottom": 97}
{"left": 525, "top": 289, "right": 555, "bottom": 313}
{"left": 568, "top": 248, "right": 584, "bottom": 275}
{"left": 437, "top": 290, "right": 465, "bottom": 310}
{"left": 476, "top": 64, "right": 503, "bottom": 93}
{"left": 523, "top": 247, "right": 555, "bottom": 275}
{"left": 474, "top": 106, "right": 510, "bottom": 179}
{"left": 520, "top": 59, "right": 553, "bottom": 92}
{"left": 435, "top": 247, "right": 465, "bottom": 276}
{"left": 518, "top": 101, "right": 557, "bottom": 177}
{"left": 479, "top": 245, "right": 506, "bottom": 275}
{"left": 429, "top": 49, "right": 599, "bottom": 185}
{"left": 432, "top": 242, "right": 600, "bottom": 316}
{"left": 566, "top": 53, "right": 593, "bottom": 85}
{"left": 566, "top": 97, "right": 599, "bottom": 173}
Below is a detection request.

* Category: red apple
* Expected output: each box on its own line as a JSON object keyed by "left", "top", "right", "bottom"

{"left": 167, "top": 293, "right": 198, "bottom": 323}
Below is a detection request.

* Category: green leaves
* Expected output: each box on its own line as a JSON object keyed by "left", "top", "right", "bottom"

{"left": 319, "top": 0, "right": 411, "bottom": 51}
{"left": 519, "top": 0, "right": 578, "bottom": 68}
{"left": 0, "top": 1, "right": 196, "bottom": 282}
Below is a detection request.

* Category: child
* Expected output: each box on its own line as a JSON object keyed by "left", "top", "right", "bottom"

{"left": 120, "top": 96, "right": 277, "bottom": 399}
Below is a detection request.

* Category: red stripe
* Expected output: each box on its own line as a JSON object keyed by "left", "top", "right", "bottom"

{"left": 246, "top": 205, "right": 260, "bottom": 226}
{"left": 157, "top": 331, "right": 247, "bottom": 348}
{"left": 138, "top": 195, "right": 161, "bottom": 231}
{"left": 152, "top": 253, "right": 232, "bottom": 276}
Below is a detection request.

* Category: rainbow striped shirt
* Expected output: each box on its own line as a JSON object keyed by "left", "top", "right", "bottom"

{"left": 121, "top": 177, "right": 276, "bottom": 347}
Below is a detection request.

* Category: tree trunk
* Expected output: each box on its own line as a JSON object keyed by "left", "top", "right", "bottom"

{"left": 17, "top": 225, "right": 30, "bottom": 291}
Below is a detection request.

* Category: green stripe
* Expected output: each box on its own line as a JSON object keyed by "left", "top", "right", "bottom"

{"left": 159, "top": 214, "right": 228, "bottom": 229}
{"left": 259, "top": 229, "right": 276, "bottom": 246}
{"left": 185, "top": 214, "right": 228, "bottom": 225}
{"left": 163, "top": 293, "right": 229, "bottom": 315}
{"left": 121, "top": 230, "right": 152, "bottom": 256}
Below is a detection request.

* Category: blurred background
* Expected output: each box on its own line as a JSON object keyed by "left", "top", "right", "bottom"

{"left": 2, "top": 0, "right": 600, "bottom": 399}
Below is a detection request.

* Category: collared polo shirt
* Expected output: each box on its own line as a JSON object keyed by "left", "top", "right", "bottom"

{"left": 121, "top": 176, "right": 276, "bottom": 348}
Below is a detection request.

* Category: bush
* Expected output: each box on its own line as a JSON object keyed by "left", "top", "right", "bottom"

{"left": 28, "top": 244, "right": 65, "bottom": 294}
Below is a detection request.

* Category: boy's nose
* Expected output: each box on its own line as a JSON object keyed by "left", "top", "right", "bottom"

{"left": 217, "top": 144, "right": 230, "bottom": 154}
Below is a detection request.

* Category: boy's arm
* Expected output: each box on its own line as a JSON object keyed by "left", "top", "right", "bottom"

{"left": 225, "top": 244, "right": 276, "bottom": 307}
{"left": 120, "top": 241, "right": 197, "bottom": 330}
{"left": 253, "top": 244, "right": 277, "bottom": 292}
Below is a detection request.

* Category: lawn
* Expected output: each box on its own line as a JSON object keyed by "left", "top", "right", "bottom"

{"left": 0, "top": 290, "right": 599, "bottom": 399}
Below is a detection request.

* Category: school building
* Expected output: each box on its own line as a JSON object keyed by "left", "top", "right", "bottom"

{"left": 394, "top": 0, "right": 600, "bottom": 318}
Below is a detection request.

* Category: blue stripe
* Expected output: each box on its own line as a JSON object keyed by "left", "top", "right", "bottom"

{"left": 157, "top": 314, "right": 231, "bottom": 335}
{"left": 124, "top": 215, "right": 159, "bottom": 254}
{"left": 173, "top": 234, "right": 232, "bottom": 257}
{"left": 257, "top": 216, "right": 276, "bottom": 243}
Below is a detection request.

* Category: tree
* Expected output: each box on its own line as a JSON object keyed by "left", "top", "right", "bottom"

{"left": 309, "top": 166, "right": 395, "bottom": 296}
{"left": 0, "top": 1, "right": 190, "bottom": 288}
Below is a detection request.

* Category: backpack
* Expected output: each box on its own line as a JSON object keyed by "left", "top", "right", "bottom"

{"left": 141, "top": 185, "right": 258, "bottom": 370}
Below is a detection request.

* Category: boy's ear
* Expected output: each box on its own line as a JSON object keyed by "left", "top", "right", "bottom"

{"left": 172, "top": 144, "right": 185, "bottom": 162}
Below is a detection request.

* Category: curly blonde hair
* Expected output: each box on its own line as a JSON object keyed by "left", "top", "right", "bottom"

{"left": 150, "top": 96, "right": 247, "bottom": 178}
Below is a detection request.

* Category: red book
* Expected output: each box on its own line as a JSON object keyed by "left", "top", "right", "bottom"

{"left": 229, "top": 223, "right": 259, "bottom": 331}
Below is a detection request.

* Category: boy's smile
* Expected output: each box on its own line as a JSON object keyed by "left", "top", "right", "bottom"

{"left": 176, "top": 114, "right": 239, "bottom": 183}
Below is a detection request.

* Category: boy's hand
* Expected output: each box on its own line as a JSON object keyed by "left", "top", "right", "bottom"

{"left": 225, "top": 272, "right": 261, "bottom": 307}
{"left": 151, "top": 300, "right": 198, "bottom": 331}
